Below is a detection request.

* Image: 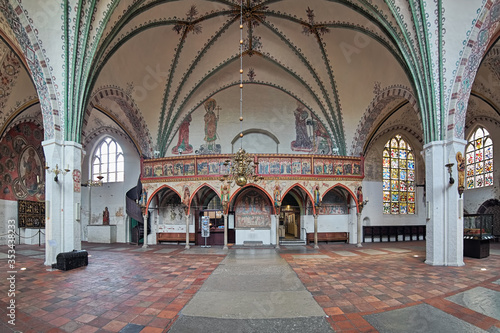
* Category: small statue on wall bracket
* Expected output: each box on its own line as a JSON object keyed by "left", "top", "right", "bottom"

{"left": 103, "top": 207, "right": 110, "bottom": 225}
{"left": 456, "top": 151, "right": 465, "bottom": 197}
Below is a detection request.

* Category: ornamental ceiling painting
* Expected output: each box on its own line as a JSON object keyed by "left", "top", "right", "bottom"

{"left": 0, "top": 0, "right": 499, "bottom": 159}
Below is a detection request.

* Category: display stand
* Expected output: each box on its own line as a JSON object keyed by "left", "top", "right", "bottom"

{"left": 463, "top": 214, "right": 494, "bottom": 259}
{"left": 201, "top": 216, "right": 211, "bottom": 248}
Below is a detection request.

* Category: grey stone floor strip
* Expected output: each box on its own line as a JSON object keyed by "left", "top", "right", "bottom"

{"left": 355, "top": 249, "right": 387, "bottom": 255}
{"left": 171, "top": 248, "right": 329, "bottom": 331}
{"left": 446, "top": 287, "right": 500, "bottom": 321}
{"left": 168, "top": 315, "right": 334, "bottom": 333}
{"left": 292, "top": 254, "right": 331, "bottom": 260}
{"left": 363, "top": 303, "right": 488, "bottom": 333}
{"left": 331, "top": 250, "right": 358, "bottom": 256}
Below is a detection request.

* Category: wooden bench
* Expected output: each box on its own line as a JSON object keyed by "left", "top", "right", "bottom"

{"left": 307, "top": 232, "right": 349, "bottom": 244}
{"left": 157, "top": 232, "right": 195, "bottom": 244}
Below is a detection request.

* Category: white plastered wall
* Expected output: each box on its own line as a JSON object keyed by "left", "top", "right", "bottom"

{"left": 81, "top": 134, "right": 141, "bottom": 243}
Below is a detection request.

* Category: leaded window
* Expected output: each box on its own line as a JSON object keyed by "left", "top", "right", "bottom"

{"left": 382, "top": 135, "right": 415, "bottom": 214}
{"left": 466, "top": 127, "right": 493, "bottom": 189}
{"left": 92, "top": 137, "right": 124, "bottom": 183}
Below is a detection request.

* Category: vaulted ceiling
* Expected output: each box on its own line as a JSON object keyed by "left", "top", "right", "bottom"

{"left": 90, "top": 0, "right": 414, "bottom": 157}
{"left": 1, "top": 0, "right": 499, "bottom": 158}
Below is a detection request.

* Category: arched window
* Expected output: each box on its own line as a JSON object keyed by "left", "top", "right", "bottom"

{"left": 92, "top": 137, "right": 124, "bottom": 183}
{"left": 466, "top": 127, "right": 493, "bottom": 189}
{"left": 382, "top": 135, "right": 415, "bottom": 214}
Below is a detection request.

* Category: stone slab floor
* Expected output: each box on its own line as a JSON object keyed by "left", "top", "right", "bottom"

{"left": 0, "top": 241, "right": 499, "bottom": 332}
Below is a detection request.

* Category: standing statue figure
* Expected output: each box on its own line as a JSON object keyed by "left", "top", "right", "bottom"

{"left": 274, "top": 184, "right": 281, "bottom": 211}
{"left": 103, "top": 207, "right": 110, "bottom": 225}
{"left": 203, "top": 98, "right": 219, "bottom": 150}
{"left": 221, "top": 184, "right": 230, "bottom": 207}
{"left": 357, "top": 186, "right": 364, "bottom": 212}
{"left": 313, "top": 184, "right": 321, "bottom": 207}
{"left": 456, "top": 151, "right": 466, "bottom": 191}
{"left": 140, "top": 189, "right": 148, "bottom": 207}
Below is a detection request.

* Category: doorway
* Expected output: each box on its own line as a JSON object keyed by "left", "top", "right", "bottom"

{"left": 280, "top": 194, "right": 301, "bottom": 240}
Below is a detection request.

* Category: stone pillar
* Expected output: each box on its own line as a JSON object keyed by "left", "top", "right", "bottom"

{"left": 275, "top": 214, "right": 280, "bottom": 249}
{"left": 42, "top": 139, "right": 82, "bottom": 266}
{"left": 185, "top": 214, "right": 190, "bottom": 249}
{"left": 313, "top": 214, "right": 319, "bottom": 249}
{"left": 424, "top": 139, "right": 466, "bottom": 266}
{"left": 142, "top": 212, "right": 148, "bottom": 248}
{"left": 223, "top": 214, "right": 228, "bottom": 250}
{"left": 356, "top": 213, "right": 363, "bottom": 247}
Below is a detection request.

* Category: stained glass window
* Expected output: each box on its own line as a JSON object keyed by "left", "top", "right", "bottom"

{"left": 92, "top": 137, "right": 125, "bottom": 183}
{"left": 383, "top": 135, "right": 415, "bottom": 214}
{"left": 466, "top": 127, "right": 493, "bottom": 189}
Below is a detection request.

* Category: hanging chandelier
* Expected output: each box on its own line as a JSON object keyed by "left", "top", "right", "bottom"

{"left": 221, "top": 148, "right": 262, "bottom": 187}
{"left": 220, "top": 0, "right": 262, "bottom": 187}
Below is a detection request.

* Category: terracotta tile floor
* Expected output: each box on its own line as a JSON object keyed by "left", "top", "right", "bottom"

{"left": 0, "top": 241, "right": 499, "bottom": 332}
{"left": 281, "top": 241, "right": 500, "bottom": 332}
{"left": 0, "top": 244, "right": 224, "bottom": 333}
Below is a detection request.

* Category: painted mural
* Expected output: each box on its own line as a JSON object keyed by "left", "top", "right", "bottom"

{"left": 197, "top": 98, "right": 221, "bottom": 155}
{"left": 290, "top": 102, "right": 333, "bottom": 154}
{"left": 0, "top": 122, "right": 45, "bottom": 201}
{"left": 235, "top": 188, "right": 271, "bottom": 228}
{"left": 318, "top": 190, "right": 348, "bottom": 215}
{"left": 142, "top": 154, "right": 362, "bottom": 180}
{"left": 0, "top": 49, "right": 22, "bottom": 110}
{"left": 172, "top": 114, "right": 193, "bottom": 154}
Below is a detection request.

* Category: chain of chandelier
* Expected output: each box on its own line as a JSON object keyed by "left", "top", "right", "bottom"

{"left": 220, "top": 0, "right": 263, "bottom": 187}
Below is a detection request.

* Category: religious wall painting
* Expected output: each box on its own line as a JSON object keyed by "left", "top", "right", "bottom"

{"left": 173, "top": 161, "right": 183, "bottom": 176}
{"left": 270, "top": 158, "right": 280, "bottom": 174}
{"left": 163, "top": 162, "right": 174, "bottom": 176}
{"left": 154, "top": 164, "right": 163, "bottom": 177}
{"left": 197, "top": 159, "right": 209, "bottom": 175}
{"left": 314, "top": 160, "right": 323, "bottom": 175}
{"left": 159, "top": 194, "right": 184, "bottom": 225}
{"left": 197, "top": 98, "right": 221, "bottom": 154}
{"left": 291, "top": 102, "right": 313, "bottom": 152}
{"left": 353, "top": 162, "right": 361, "bottom": 175}
{"left": 301, "top": 159, "right": 311, "bottom": 174}
{"left": 343, "top": 162, "right": 352, "bottom": 175}
{"left": 144, "top": 165, "right": 153, "bottom": 177}
{"left": 235, "top": 189, "right": 271, "bottom": 228}
{"left": 184, "top": 161, "right": 195, "bottom": 176}
{"left": 280, "top": 159, "right": 291, "bottom": 174}
{"left": 0, "top": 123, "right": 45, "bottom": 201}
{"left": 258, "top": 158, "right": 270, "bottom": 174}
{"left": 208, "top": 159, "right": 220, "bottom": 174}
{"left": 334, "top": 161, "right": 343, "bottom": 175}
{"left": 292, "top": 158, "right": 302, "bottom": 174}
{"left": 172, "top": 114, "right": 193, "bottom": 154}
{"left": 323, "top": 160, "right": 333, "bottom": 175}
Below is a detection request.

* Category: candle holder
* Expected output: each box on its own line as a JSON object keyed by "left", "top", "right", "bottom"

{"left": 445, "top": 163, "right": 455, "bottom": 185}
{"left": 82, "top": 175, "right": 104, "bottom": 187}
{"left": 45, "top": 164, "right": 70, "bottom": 182}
